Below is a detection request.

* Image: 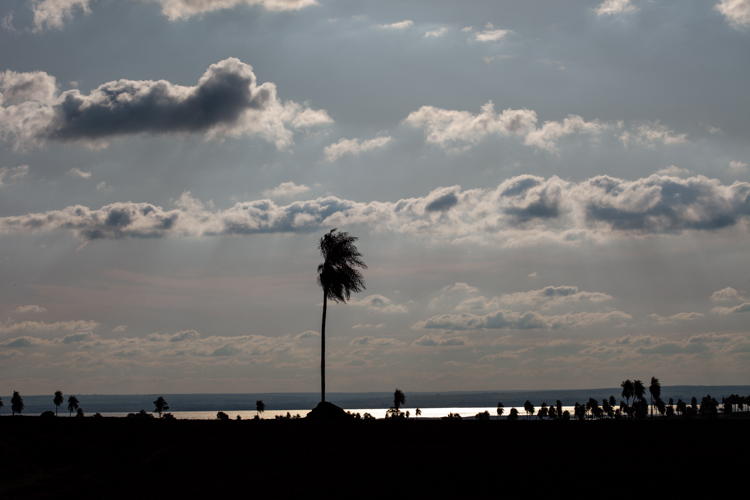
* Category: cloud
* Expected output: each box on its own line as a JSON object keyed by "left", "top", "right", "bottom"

{"left": 414, "top": 309, "right": 631, "bottom": 331}
{"left": 112, "top": 325, "right": 128, "bottom": 332}
{"left": 349, "top": 335, "right": 400, "bottom": 346}
{"left": 424, "top": 27, "right": 448, "bottom": 38}
{"left": 1, "top": 174, "right": 748, "bottom": 244}
{"left": 14, "top": 305, "right": 47, "bottom": 314}
{"left": 620, "top": 122, "right": 688, "bottom": 147}
{"left": 295, "top": 330, "right": 319, "bottom": 340}
{"left": 0, "top": 165, "right": 29, "bottom": 186}
{"left": 67, "top": 167, "right": 92, "bottom": 178}
{"left": 456, "top": 286, "right": 613, "bottom": 312}
{"left": 711, "top": 287, "right": 746, "bottom": 302}
{"left": 0, "top": 319, "right": 98, "bottom": 334}
{"left": 348, "top": 294, "right": 408, "bottom": 314}
{"left": 412, "top": 334, "right": 465, "bottom": 347}
{"left": 212, "top": 343, "right": 242, "bottom": 356}
{"left": 61, "top": 331, "right": 97, "bottom": 344}
{"left": 29, "top": 0, "right": 317, "bottom": 30}
{"left": 262, "top": 182, "right": 310, "bottom": 198}
{"left": 594, "top": 0, "right": 637, "bottom": 17}
{"left": 656, "top": 166, "right": 690, "bottom": 177}
{"left": 324, "top": 136, "right": 392, "bottom": 162}
{"left": 351, "top": 324, "right": 384, "bottom": 329}
{"left": 1, "top": 336, "right": 41, "bottom": 348}
{"left": 403, "top": 101, "right": 608, "bottom": 153}
{"left": 649, "top": 312, "right": 705, "bottom": 325}
{"left": 170, "top": 330, "right": 201, "bottom": 342}
{"left": 380, "top": 20, "right": 413, "bottom": 30}
{"left": 30, "top": 0, "right": 92, "bottom": 32}
{"left": 715, "top": 0, "right": 750, "bottom": 28}
{"left": 473, "top": 24, "right": 511, "bottom": 42}
{"left": 729, "top": 161, "right": 748, "bottom": 173}
{"left": 0, "top": 59, "right": 332, "bottom": 150}
{"left": 712, "top": 303, "right": 750, "bottom": 315}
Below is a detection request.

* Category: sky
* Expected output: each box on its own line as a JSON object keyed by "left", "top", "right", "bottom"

{"left": 0, "top": 0, "right": 748, "bottom": 396}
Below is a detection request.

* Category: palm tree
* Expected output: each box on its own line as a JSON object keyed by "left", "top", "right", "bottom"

{"left": 496, "top": 402, "right": 504, "bottom": 420}
{"left": 54, "top": 391, "right": 64, "bottom": 417}
{"left": 67, "top": 395, "right": 79, "bottom": 417}
{"left": 649, "top": 376, "right": 661, "bottom": 418}
{"left": 153, "top": 396, "right": 169, "bottom": 418}
{"left": 524, "top": 400, "right": 534, "bottom": 420}
{"left": 11, "top": 391, "right": 24, "bottom": 415}
{"left": 394, "top": 389, "right": 405, "bottom": 410}
{"left": 256, "top": 400, "right": 265, "bottom": 418}
{"left": 415, "top": 408, "right": 422, "bottom": 419}
{"left": 633, "top": 380, "right": 645, "bottom": 403}
{"left": 317, "top": 229, "right": 366, "bottom": 403}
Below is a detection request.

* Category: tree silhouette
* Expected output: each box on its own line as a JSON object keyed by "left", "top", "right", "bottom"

{"left": 524, "top": 400, "right": 534, "bottom": 420}
{"left": 621, "top": 379, "right": 634, "bottom": 407}
{"left": 11, "top": 391, "right": 24, "bottom": 415}
{"left": 53, "top": 390, "right": 64, "bottom": 417}
{"left": 67, "top": 395, "right": 79, "bottom": 417}
{"left": 0, "top": 396, "right": 3, "bottom": 412}
{"left": 496, "top": 402, "right": 504, "bottom": 420}
{"left": 153, "top": 396, "right": 169, "bottom": 418}
{"left": 415, "top": 408, "right": 422, "bottom": 419}
{"left": 317, "top": 229, "right": 366, "bottom": 403}
{"left": 649, "top": 377, "right": 661, "bottom": 418}
{"left": 256, "top": 400, "right": 265, "bottom": 418}
{"left": 508, "top": 408, "right": 519, "bottom": 421}
{"left": 556, "top": 400, "right": 563, "bottom": 419}
{"left": 76, "top": 408, "right": 85, "bottom": 418}
{"left": 393, "top": 389, "right": 405, "bottom": 411}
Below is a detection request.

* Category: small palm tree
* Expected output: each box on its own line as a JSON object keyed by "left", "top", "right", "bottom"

{"left": 54, "top": 391, "right": 64, "bottom": 417}
{"left": 68, "top": 395, "right": 79, "bottom": 417}
{"left": 317, "top": 229, "right": 366, "bottom": 403}
{"left": 649, "top": 376, "right": 661, "bottom": 418}
{"left": 11, "top": 391, "right": 24, "bottom": 415}
{"left": 153, "top": 396, "right": 169, "bottom": 418}
{"left": 256, "top": 400, "right": 265, "bottom": 419}
{"left": 394, "top": 389, "right": 405, "bottom": 410}
{"left": 496, "top": 402, "right": 504, "bottom": 420}
{"left": 415, "top": 408, "right": 422, "bottom": 419}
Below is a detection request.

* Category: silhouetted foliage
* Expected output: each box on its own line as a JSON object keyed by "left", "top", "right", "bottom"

{"left": 496, "top": 402, "right": 504, "bottom": 420}
{"left": 362, "top": 413, "right": 375, "bottom": 420}
{"left": 127, "top": 409, "right": 155, "bottom": 419}
{"left": 538, "top": 402, "right": 548, "bottom": 420}
{"left": 507, "top": 408, "right": 519, "bottom": 421}
{"left": 317, "top": 229, "right": 366, "bottom": 403}
{"left": 649, "top": 376, "right": 661, "bottom": 418}
{"left": 216, "top": 411, "right": 229, "bottom": 421}
{"left": 393, "top": 388, "right": 405, "bottom": 410}
{"left": 621, "top": 379, "right": 634, "bottom": 407}
{"left": 256, "top": 400, "right": 265, "bottom": 418}
{"left": 699, "top": 395, "right": 719, "bottom": 418}
{"left": 40, "top": 410, "right": 55, "bottom": 418}
{"left": 574, "top": 402, "right": 585, "bottom": 421}
{"left": 76, "top": 408, "right": 85, "bottom": 418}
{"left": 562, "top": 410, "right": 570, "bottom": 421}
{"left": 524, "top": 400, "right": 534, "bottom": 420}
{"left": 94, "top": 413, "right": 103, "bottom": 418}
{"left": 67, "top": 395, "right": 79, "bottom": 417}
{"left": 475, "top": 410, "right": 490, "bottom": 421}
{"left": 415, "top": 408, "right": 422, "bottom": 419}
{"left": 11, "top": 391, "right": 24, "bottom": 416}
{"left": 53, "top": 390, "right": 64, "bottom": 417}
{"left": 548, "top": 405, "right": 557, "bottom": 419}
{"left": 442, "top": 412, "right": 462, "bottom": 420}
{"left": 153, "top": 397, "right": 169, "bottom": 418}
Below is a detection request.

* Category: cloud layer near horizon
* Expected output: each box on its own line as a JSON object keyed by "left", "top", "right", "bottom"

{"left": 2, "top": 173, "right": 747, "bottom": 244}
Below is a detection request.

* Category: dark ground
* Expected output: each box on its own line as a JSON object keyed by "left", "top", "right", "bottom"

{"left": 1, "top": 416, "right": 747, "bottom": 498}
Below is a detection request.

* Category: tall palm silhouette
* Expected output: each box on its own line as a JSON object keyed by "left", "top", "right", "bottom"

{"left": 496, "top": 402, "right": 504, "bottom": 420}
{"left": 11, "top": 391, "right": 24, "bottom": 415}
{"left": 53, "top": 391, "right": 64, "bottom": 417}
{"left": 317, "top": 229, "right": 366, "bottom": 403}
{"left": 649, "top": 376, "right": 661, "bottom": 419}
{"left": 68, "top": 395, "right": 79, "bottom": 417}
{"left": 393, "top": 389, "right": 405, "bottom": 411}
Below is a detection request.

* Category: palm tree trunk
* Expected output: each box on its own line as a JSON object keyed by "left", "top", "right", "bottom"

{"left": 321, "top": 293, "right": 327, "bottom": 403}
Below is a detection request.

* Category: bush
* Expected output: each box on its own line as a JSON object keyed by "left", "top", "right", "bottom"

{"left": 216, "top": 411, "right": 229, "bottom": 421}
{"left": 40, "top": 410, "right": 55, "bottom": 418}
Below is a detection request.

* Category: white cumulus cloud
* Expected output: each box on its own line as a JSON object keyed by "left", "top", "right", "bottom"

{"left": 715, "top": 0, "right": 750, "bottom": 28}
{"left": 324, "top": 136, "right": 392, "bottom": 162}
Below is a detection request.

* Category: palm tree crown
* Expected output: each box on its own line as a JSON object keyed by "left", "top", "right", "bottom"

{"left": 54, "top": 391, "right": 64, "bottom": 417}
{"left": 68, "top": 395, "right": 79, "bottom": 417}
{"left": 393, "top": 389, "right": 405, "bottom": 410}
{"left": 317, "top": 229, "right": 366, "bottom": 403}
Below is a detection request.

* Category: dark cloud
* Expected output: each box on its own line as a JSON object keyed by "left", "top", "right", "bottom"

{"left": 425, "top": 191, "right": 459, "bottom": 212}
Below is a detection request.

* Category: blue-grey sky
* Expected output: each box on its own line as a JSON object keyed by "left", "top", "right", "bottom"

{"left": 0, "top": 0, "right": 748, "bottom": 395}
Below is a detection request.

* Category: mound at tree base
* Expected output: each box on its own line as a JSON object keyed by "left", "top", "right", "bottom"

{"left": 305, "top": 401, "right": 352, "bottom": 420}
